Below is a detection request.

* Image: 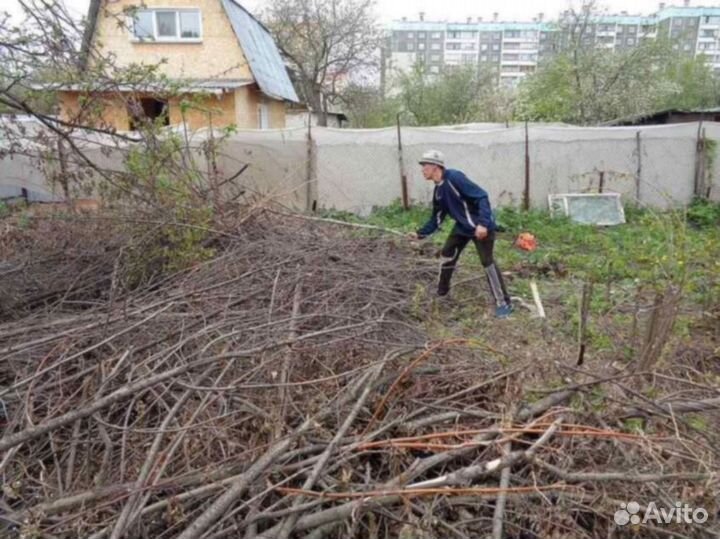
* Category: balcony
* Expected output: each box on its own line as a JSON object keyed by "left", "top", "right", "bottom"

{"left": 501, "top": 47, "right": 539, "bottom": 54}
{"left": 501, "top": 59, "right": 538, "bottom": 66}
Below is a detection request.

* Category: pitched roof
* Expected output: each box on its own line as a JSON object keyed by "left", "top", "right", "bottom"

{"left": 220, "top": 0, "right": 298, "bottom": 102}
{"left": 80, "top": 0, "right": 298, "bottom": 103}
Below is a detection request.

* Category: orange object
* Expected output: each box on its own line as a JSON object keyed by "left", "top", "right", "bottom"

{"left": 515, "top": 232, "right": 537, "bottom": 251}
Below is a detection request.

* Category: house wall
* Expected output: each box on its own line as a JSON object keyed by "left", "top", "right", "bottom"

{"left": 58, "top": 90, "right": 239, "bottom": 131}
{"left": 59, "top": 91, "right": 133, "bottom": 131}
{"left": 168, "top": 92, "right": 237, "bottom": 129}
{"left": 234, "top": 86, "right": 285, "bottom": 129}
{"left": 90, "top": 0, "right": 252, "bottom": 80}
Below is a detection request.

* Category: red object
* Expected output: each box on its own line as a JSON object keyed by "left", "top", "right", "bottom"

{"left": 515, "top": 232, "right": 537, "bottom": 251}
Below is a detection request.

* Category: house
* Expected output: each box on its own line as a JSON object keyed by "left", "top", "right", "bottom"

{"left": 57, "top": 0, "right": 299, "bottom": 131}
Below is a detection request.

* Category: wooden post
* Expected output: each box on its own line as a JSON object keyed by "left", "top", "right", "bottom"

{"left": 306, "top": 112, "right": 315, "bottom": 212}
{"left": 697, "top": 127, "right": 708, "bottom": 198}
{"left": 598, "top": 170, "right": 605, "bottom": 193}
{"left": 523, "top": 120, "right": 530, "bottom": 211}
{"left": 577, "top": 281, "right": 593, "bottom": 366}
{"left": 635, "top": 131, "right": 642, "bottom": 204}
{"left": 694, "top": 117, "right": 706, "bottom": 199}
{"left": 396, "top": 113, "right": 409, "bottom": 210}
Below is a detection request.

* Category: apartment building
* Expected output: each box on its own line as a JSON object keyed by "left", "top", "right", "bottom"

{"left": 383, "top": 2, "right": 720, "bottom": 90}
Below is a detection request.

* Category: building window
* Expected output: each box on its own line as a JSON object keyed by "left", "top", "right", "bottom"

{"left": 481, "top": 54, "right": 487, "bottom": 61}
{"left": 431, "top": 42, "right": 441, "bottom": 50}
{"left": 407, "top": 43, "right": 414, "bottom": 50}
{"left": 430, "top": 53, "right": 441, "bottom": 61}
{"left": 492, "top": 44, "right": 500, "bottom": 51}
{"left": 131, "top": 9, "right": 202, "bottom": 41}
{"left": 626, "top": 38, "right": 635, "bottom": 45}
{"left": 481, "top": 43, "right": 488, "bottom": 50}
{"left": 418, "top": 32, "right": 426, "bottom": 38}
{"left": 418, "top": 43, "right": 425, "bottom": 50}
{"left": 431, "top": 32, "right": 442, "bottom": 39}
{"left": 446, "top": 43, "right": 460, "bottom": 50}
{"left": 407, "top": 32, "right": 414, "bottom": 38}
{"left": 430, "top": 66, "right": 440, "bottom": 73}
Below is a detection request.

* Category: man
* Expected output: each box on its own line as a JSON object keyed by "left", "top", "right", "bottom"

{"left": 410, "top": 150, "right": 513, "bottom": 318}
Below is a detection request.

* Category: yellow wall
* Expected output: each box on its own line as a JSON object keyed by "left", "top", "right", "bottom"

{"left": 234, "top": 86, "right": 286, "bottom": 129}
{"left": 59, "top": 90, "right": 239, "bottom": 131}
{"left": 168, "top": 92, "right": 237, "bottom": 129}
{"left": 91, "top": 0, "right": 252, "bottom": 80}
{"left": 59, "top": 91, "right": 132, "bottom": 131}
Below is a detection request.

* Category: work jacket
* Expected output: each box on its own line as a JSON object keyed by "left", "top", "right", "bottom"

{"left": 416, "top": 168, "right": 496, "bottom": 239}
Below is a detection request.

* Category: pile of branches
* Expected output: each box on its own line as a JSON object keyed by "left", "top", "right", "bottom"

{"left": 1, "top": 209, "right": 718, "bottom": 539}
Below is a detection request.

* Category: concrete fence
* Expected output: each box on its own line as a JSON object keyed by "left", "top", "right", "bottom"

{"left": 1, "top": 121, "right": 717, "bottom": 214}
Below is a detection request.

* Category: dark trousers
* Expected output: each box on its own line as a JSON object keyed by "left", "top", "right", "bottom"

{"left": 438, "top": 231, "right": 511, "bottom": 305}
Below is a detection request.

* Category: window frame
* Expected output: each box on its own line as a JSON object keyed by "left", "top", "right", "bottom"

{"left": 130, "top": 8, "right": 203, "bottom": 43}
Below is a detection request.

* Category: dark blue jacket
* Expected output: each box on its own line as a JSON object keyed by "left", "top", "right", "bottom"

{"left": 416, "top": 168, "right": 496, "bottom": 239}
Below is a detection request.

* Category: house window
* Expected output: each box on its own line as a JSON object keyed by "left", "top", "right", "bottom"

{"left": 132, "top": 9, "right": 202, "bottom": 41}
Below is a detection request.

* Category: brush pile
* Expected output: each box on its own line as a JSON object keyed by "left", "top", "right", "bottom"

{"left": 1, "top": 208, "right": 718, "bottom": 539}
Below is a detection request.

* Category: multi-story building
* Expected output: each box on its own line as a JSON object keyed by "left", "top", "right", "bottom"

{"left": 383, "top": 2, "right": 720, "bottom": 90}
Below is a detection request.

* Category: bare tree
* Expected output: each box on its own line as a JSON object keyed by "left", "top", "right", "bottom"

{"left": 263, "top": 0, "right": 382, "bottom": 126}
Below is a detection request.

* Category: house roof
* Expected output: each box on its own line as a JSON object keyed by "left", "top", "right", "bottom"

{"left": 601, "top": 107, "right": 720, "bottom": 126}
{"left": 80, "top": 0, "right": 298, "bottom": 103}
{"left": 220, "top": 0, "right": 299, "bottom": 102}
{"left": 30, "top": 79, "right": 254, "bottom": 95}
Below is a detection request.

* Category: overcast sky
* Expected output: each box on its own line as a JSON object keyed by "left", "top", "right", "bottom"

{"left": 5, "top": 0, "right": 676, "bottom": 24}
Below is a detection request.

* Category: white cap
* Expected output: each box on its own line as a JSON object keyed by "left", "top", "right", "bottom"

{"left": 418, "top": 149, "right": 445, "bottom": 168}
